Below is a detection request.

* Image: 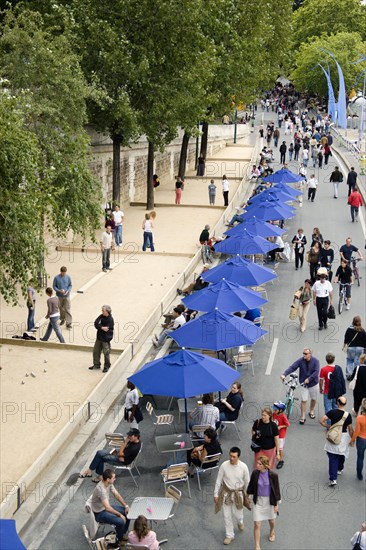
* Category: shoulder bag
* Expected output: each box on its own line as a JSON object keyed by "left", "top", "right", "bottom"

{"left": 326, "top": 411, "right": 348, "bottom": 445}
{"left": 342, "top": 332, "right": 358, "bottom": 353}
{"left": 349, "top": 366, "right": 359, "bottom": 391}
{"left": 251, "top": 420, "right": 262, "bottom": 452}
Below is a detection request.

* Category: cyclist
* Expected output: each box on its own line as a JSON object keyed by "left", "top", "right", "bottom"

{"left": 339, "top": 237, "right": 363, "bottom": 264}
{"left": 272, "top": 402, "right": 290, "bottom": 470}
{"left": 334, "top": 259, "right": 353, "bottom": 310}
{"left": 280, "top": 348, "right": 320, "bottom": 425}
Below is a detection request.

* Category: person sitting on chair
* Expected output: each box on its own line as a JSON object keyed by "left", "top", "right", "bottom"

{"left": 188, "top": 427, "right": 222, "bottom": 472}
{"left": 80, "top": 429, "right": 141, "bottom": 482}
{"left": 89, "top": 469, "right": 130, "bottom": 548}
{"left": 189, "top": 393, "right": 220, "bottom": 436}
{"left": 128, "top": 515, "right": 159, "bottom": 550}
{"left": 215, "top": 383, "right": 244, "bottom": 425}
{"left": 177, "top": 266, "right": 210, "bottom": 296}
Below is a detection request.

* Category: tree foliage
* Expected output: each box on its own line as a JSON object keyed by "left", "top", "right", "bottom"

{"left": 292, "top": 0, "right": 366, "bottom": 50}
{"left": 290, "top": 31, "right": 366, "bottom": 97}
{"left": 0, "top": 8, "right": 102, "bottom": 303}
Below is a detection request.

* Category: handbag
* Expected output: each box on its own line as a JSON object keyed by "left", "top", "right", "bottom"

{"left": 251, "top": 419, "right": 262, "bottom": 452}
{"left": 342, "top": 332, "right": 358, "bottom": 353}
{"left": 349, "top": 366, "right": 359, "bottom": 391}
{"left": 243, "top": 492, "right": 251, "bottom": 511}
{"left": 289, "top": 304, "right": 298, "bottom": 321}
{"left": 352, "top": 532, "right": 362, "bottom": 550}
{"left": 327, "top": 305, "right": 336, "bottom": 319}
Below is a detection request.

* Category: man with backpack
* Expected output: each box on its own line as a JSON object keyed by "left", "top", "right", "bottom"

{"left": 319, "top": 396, "right": 353, "bottom": 487}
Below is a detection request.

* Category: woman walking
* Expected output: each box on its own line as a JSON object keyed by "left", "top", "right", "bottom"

{"left": 294, "top": 279, "right": 312, "bottom": 332}
{"left": 175, "top": 176, "right": 184, "bottom": 205}
{"left": 26, "top": 280, "right": 37, "bottom": 332}
{"left": 311, "top": 227, "right": 323, "bottom": 246}
{"left": 251, "top": 407, "right": 280, "bottom": 469}
{"left": 350, "top": 355, "right": 366, "bottom": 415}
{"left": 308, "top": 241, "right": 321, "bottom": 284}
{"left": 222, "top": 175, "right": 230, "bottom": 206}
{"left": 208, "top": 179, "right": 217, "bottom": 205}
{"left": 350, "top": 398, "right": 366, "bottom": 481}
{"left": 344, "top": 317, "right": 366, "bottom": 380}
{"left": 247, "top": 455, "right": 281, "bottom": 550}
{"left": 142, "top": 213, "right": 155, "bottom": 252}
{"left": 291, "top": 228, "right": 307, "bottom": 270}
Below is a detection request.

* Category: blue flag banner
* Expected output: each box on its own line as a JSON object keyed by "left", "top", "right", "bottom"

{"left": 318, "top": 63, "right": 336, "bottom": 122}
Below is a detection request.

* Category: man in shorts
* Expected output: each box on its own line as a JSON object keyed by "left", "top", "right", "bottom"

{"left": 281, "top": 348, "right": 320, "bottom": 425}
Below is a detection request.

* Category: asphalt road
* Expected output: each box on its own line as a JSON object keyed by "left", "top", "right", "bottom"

{"left": 25, "top": 110, "right": 366, "bottom": 550}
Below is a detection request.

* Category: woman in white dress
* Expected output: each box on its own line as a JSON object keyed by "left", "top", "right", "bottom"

{"left": 247, "top": 455, "right": 281, "bottom": 550}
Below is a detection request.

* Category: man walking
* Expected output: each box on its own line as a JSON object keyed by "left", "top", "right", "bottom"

{"left": 281, "top": 348, "right": 320, "bottom": 424}
{"left": 346, "top": 167, "right": 357, "bottom": 197}
{"left": 329, "top": 166, "right": 343, "bottom": 199}
{"left": 279, "top": 141, "right": 287, "bottom": 164}
{"left": 348, "top": 187, "right": 363, "bottom": 223}
{"left": 40, "top": 287, "right": 65, "bottom": 343}
{"left": 89, "top": 305, "right": 114, "bottom": 373}
{"left": 101, "top": 225, "right": 115, "bottom": 272}
{"left": 312, "top": 272, "right": 333, "bottom": 330}
{"left": 319, "top": 396, "right": 353, "bottom": 487}
{"left": 214, "top": 447, "right": 250, "bottom": 545}
{"left": 53, "top": 266, "right": 72, "bottom": 330}
{"left": 307, "top": 174, "right": 318, "bottom": 202}
{"left": 113, "top": 204, "right": 124, "bottom": 247}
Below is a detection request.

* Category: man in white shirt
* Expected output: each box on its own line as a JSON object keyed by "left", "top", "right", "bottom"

{"left": 214, "top": 447, "right": 250, "bottom": 545}
{"left": 113, "top": 205, "right": 124, "bottom": 246}
{"left": 307, "top": 174, "right": 318, "bottom": 202}
{"left": 312, "top": 273, "right": 333, "bottom": 330}
{"left": 100, "top": 225, "right": 115, "bottom": 272}
{"left": 152, "top": 307, "right": 186, "bottom": 347}
{"left": 222, "top": 175, "right": 230, "bottom": 206}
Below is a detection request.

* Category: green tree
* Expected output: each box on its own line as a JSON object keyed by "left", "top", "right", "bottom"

{"left": 290, "top": 32, "right": 366, "bottom": 97}
{"left": 0, "top": 8, "right": 102, "bottom": 303}
{"left": 292, "top": 0, "right": 366, "bottom": 50}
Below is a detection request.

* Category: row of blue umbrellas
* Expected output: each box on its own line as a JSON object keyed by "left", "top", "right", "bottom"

{"left": 129, "top": 168, "right": 303, "bottom": 430}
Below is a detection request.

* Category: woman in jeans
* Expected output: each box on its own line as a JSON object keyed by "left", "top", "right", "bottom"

{"left": 344, "top": 316, "right": 366, "bottom": 380}
{"left": 142, "top": 213, "right": 155, "bottom": 252}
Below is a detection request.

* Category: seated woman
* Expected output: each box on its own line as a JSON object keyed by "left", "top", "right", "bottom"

{"left": 215, "top": 382, "right": 244, "bottom": 422}
{"left": 189, "top": 393, "right": 220, "bottom": 436}
{"left": 187, "top": 427, "right": 222, "bottom": 471}
{"left": 128, "top": 515, "right": 159, "bottom": 550}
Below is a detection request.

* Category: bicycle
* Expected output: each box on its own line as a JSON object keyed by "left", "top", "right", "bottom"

{"left": 337, "top": 282, "right": 352, "bottom": 314}
{"left": 350, "top": 256, "right": 361, "bottom": 287}
{"left": 201, "top": 242, "right": 214, "bottom": 264}
{"left": 282, "top": 373, "right": 301, "bottom": 419}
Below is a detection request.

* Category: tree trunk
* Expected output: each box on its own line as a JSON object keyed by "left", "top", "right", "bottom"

{"left": 200, "top": 122, "right": 209, "bottom": 159}
{"left": 146, "top": 140, "right": 155, "bottom": 210}
{"left": 178, "top": 132, "right": 190, "bottom": 179}
{"left": 112, "top": 133, "right": 123, "bottom": 204}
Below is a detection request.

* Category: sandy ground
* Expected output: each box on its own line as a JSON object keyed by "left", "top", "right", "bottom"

{"left": 0, "top": 138, "right": 253, "bottom": 500}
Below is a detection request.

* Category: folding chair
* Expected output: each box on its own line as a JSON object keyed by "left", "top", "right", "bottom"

{"left": 146, "top": 402, "right": 176, "bottom": 435}
{"left": 250, "top": 285, "right": 268, "bottom": 300}
{"left": 82, "top": 525, "right": 109, "bottom": 550}
{"left": 230, "top": 350, "right": 254, "bottom": 376}
{"left": 106, "top": 443, "right": 143, "bottom": 487}
{"left": 190, "top": 424, "right": 211, "bottom": 441}
{"left": 165, "top": 485, "right": 182, "bottom": 535}
{"left": 105, "top": 432, "right": 125, "bottom": 448}
{"left": 85, "top": 496, "right": 115, "bottom": 539}
{"left": 252, "top": 316, "right": 264, "bottom": 327}
{"left": 161, "top": 463, "right": 191, "bottom": 498}
{"left": 191, "top": 453, "right": 222, "bottom": 490}
{"left": 220, "top": 402, "right": 244, "bottom": 440}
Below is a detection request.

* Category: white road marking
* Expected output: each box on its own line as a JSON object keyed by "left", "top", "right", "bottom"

{"left": 265, "top": 337, "right": 279, "bottom": 375}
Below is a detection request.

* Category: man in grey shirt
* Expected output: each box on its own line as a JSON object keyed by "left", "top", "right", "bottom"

{"left": 90, "top": 469, "right": 129, "bottom": 547}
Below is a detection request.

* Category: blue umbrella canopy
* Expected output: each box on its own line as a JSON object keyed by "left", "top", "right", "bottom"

{"left": 172, "top": 309, "right": 266, "bottom": 350}
{"left": 0, "top": 520, "right": 26, "bottom": 550}
{"left": 262, "top": 167, "right": 305, "bottom": 184}
{"left": 202, "top": 255, "right": 277, "bottom": 286}
{"left": 242, "top": 200, "right": 295, "bottom": 222}
{"left": 214, "top": 234, "right": 278, "bottom": 255}
{"left": 129, "top": 349, "right": 239, "bottom": 398}
{"left": 247, "top": 188, "right": 295, "bottom": 205}
{"left": 225, "top": 218, "right": 285, "bottom": 238}
{"left": 274, "top": 181, "right": 303, "bottom": 197}
{"left": 182, "top": 278, "right": 267, "bottom": 312}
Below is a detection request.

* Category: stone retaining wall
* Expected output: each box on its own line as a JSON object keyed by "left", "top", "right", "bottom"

{"left": 88, "top": 125, "right": 249, "bottom": 205}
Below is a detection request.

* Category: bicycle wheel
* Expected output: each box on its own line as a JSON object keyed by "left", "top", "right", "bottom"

{"left": 338, "top": 291, "right": 343, "bottom": 314}
{"left": 354, "top": 266, "right": 360, "bottom": 287}
{"left": 285, "top": 395, "right": 293, "bottom": 419}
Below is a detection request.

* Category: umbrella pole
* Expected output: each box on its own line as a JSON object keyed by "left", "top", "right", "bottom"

{"left": 185, "top": 398, "right": 188, "bottom": 433}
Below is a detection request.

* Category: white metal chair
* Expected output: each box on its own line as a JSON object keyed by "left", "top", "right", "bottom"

{"left": 230, "top": 350, "right": 254, "bottom": 376}
{"left": 165, "top": 485, "right": 182, "bottom": 535}
{"left": 105, "top": 432, "right": 125, "bottom": 448}
{"left": 190, "top": 424, "right": 211, "bottom": 441}
{"left": 126, "top": 543, "right": 167, "bottom": 550}
{"left": 82, "top": 525, "right": 109, "bottom": 550}
{"left": 161, "top": 462, "right": 191, "bottom": 498}
{"left": 252, "top": 316, "right": 264, "bottom": 327}
{"left": 84, "top": 497, "right": 116, "bottom": 540}
{"left": 220, "top": 402, "right": 244, "bottom": 440}
{"left": 191, "top": 453, "right": 222, "bottom": 490}
{"left": 250, "top": 285, "right": 268, "bottom": 300}
{"left": 146, "top": 402, "right": 176, "bottom": 435}
{"left": 106, "top": 443, "right": 143, "bottom": 487}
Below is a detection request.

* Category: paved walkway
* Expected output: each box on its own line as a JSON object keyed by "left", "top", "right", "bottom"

{"left": 0, "top": 133, "right": 255, "bottom": 503}
{"left": 22, "top": 107, "right": 366, "bottom": 550}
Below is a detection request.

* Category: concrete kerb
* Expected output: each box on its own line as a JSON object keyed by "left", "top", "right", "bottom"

{"left": 7, "top": 141, "right": 258, "bottom": 529}
{"left": 331, "top": 140, "right": 366, "bottom": 208}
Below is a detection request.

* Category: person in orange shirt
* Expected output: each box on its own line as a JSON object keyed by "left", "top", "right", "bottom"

{"left": 350, "top": 398, "right": 366, "bottom": 481}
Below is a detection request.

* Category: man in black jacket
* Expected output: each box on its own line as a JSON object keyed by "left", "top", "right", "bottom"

{"left": 346, "top": 167, "right": 357, "bottom": 197}
{"left": 89, "top": 305, "right": 114, "bottom": 373}
{"left": 279, "top": 141, "right": 287, "bottom": 164}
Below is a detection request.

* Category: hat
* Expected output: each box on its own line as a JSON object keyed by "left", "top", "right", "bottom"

{"left": 203, "top": 264, "right": 210, "bottom": 269}
{"left": 273, "top": 401, "right": 286, "bottom": 411}
{"left": 126, "top": 428, "right": 140, "bottom": 437}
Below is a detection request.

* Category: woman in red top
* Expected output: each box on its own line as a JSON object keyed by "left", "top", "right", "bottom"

{"left": 323, "top": 143, "right": 332, "bottom": 165}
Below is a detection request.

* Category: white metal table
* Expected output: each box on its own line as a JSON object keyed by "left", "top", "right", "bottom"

{"left": 127, "top": 496, "right": 174, "bottom": 521}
